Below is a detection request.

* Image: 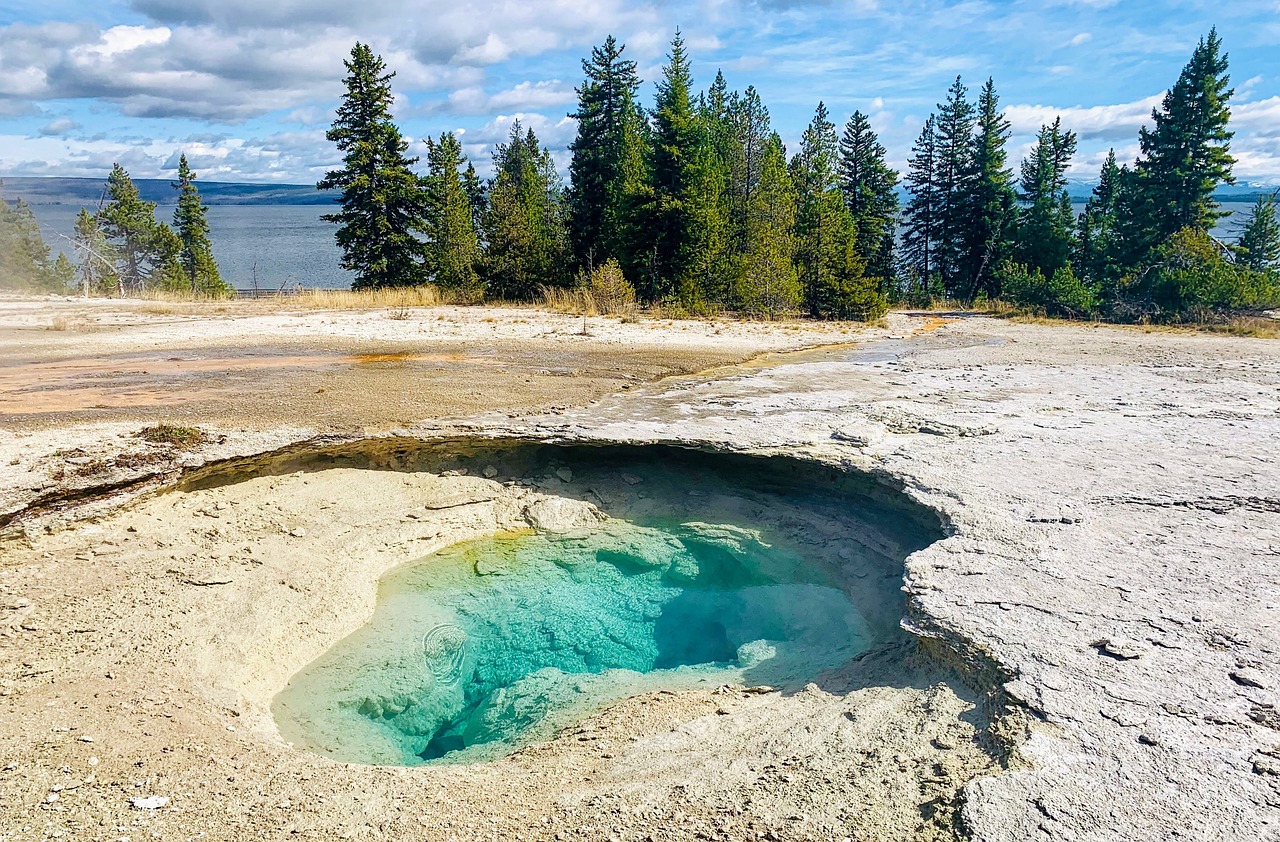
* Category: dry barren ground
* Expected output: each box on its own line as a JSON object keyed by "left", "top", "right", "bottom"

{"left": 1, "top": 295, "right": 1278, "bottom": 842}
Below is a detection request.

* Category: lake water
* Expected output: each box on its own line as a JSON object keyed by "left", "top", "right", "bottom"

{"left": 31, "top": 204, "right": 352, "bottom": 290}
{"left": 27, "top": 201, "right": 1258, "bottom": 292}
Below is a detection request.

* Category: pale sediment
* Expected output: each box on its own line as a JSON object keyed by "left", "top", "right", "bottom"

{"left": 1, "top": 308, "right": 1278, "bottom": 840}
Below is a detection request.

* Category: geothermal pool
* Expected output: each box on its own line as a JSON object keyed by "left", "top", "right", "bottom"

{"left": 269, "top": 443, "right": 943, "bottom": 766}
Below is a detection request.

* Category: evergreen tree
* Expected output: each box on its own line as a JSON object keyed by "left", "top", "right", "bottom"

{"left": 99, "top": 164, "right": 160, "bottom": 294}
{"left": 692, "top": 70, "right": 739, "bottom": 305}
{"left": 1235, "top": 192, "right": 1279, "bottom": 273}
{"left": 903, "top": 116, "right": 941, "bottom": 297}
{"left": 641, "top": 30, "right": 702, "bottom": 301}
{"left": 148, "top": 222, "right": 189, "bottom": 292}
{"left": 318, "top": 43, "right": 430, "bottom": 289}
{"left": 0, "top": 197, "right": 72, "bottom": 292}
{"left": 73, "top": 207, "right": 117, "bottom": 296}
{"left": 734, "top": 134, "right": 799, "bottom": 316}
{"left": 1120, "top": 29, "right": 1235, "bottom": 258}
{"left": 1016, "top": 118, "right": 1078, "bottom": 278}
{"left": 792, "top": 103, "right": 886, "bottom": 320}
{"left": 483, "top": 122, "right": 568, "bottom": 299}
{"left": 171, "top": 154, "right": 226, "bottom": 295}
{"left": 424, "top": 132, "right": 482, "bottom": 293}
{"left": 957, "top": 78, "right": 1017, "bottom": 298}
{"left": 838, "top": 110, "right": 899, "bottom": 284}
{"left": 1077, "top": 149, "right": 1124, "bottom": 294}
{"left": 728, "top": 85, "right": 771, "bottom": 253}
{"left": 933, "top": 77, "right": 977, "bottom": 294}
{"left": 566, "top": 36, "right": 643, "bottom": 271}
{"left": 610, "top": 92, "right": 653, "bottom": 291}
{"left": 461, "top": 162, "right": 488, "bottom": 232}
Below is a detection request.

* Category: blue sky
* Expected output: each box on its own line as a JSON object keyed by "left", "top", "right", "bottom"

{"left": 0, "top": 0, "right": 1277, "bottom": 185}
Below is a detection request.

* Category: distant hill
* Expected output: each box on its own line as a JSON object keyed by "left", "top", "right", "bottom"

{"left": 0, "top": 176, "right": 338, "bottom": 207}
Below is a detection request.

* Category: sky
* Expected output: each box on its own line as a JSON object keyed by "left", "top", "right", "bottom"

{"left": 0, "top": 0, "right": 1277, "bottom": 186}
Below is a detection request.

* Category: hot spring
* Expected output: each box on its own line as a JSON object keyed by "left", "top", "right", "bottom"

{"left": 265, "top": 442, "right": 944, "bottom": 766}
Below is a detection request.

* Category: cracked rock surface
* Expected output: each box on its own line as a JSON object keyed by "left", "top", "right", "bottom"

{"left": 499, "top": 315, "right": 1280, "bottom": 840}
{"left": 2, "top": 311, "right": 1279, "bottom": 840}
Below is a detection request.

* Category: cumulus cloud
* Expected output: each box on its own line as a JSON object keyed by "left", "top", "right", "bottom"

{"left": 0, "top": 0, "right": 662, "bottom": 123}
{"left": 38, "top": 117, "right": 80, "bottom": 136}
{"left": 422, "top": 80, "right": 577, "bottom": 116}
{"left": 1005, "top": 94, "right": 1163, "bottom": 141}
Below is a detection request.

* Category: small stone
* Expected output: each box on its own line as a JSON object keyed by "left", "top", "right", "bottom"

{"left": 1231, "top": 668, "right": 1268, "bottom": 689}
{"left": 555, "top": 467, "right": 574, "bottom": 483}
{"left": 620, "top": 473, "right": 642, "bottom": 486}
{"left": 1253, "top": 754, "right": 1280, "bottom": 776}
{"left": 482, "top": 465, "right": 499, "bottom": 479}
{"left": 1093, "top": 637, "right": 1147, "bottom": 660}
{"left": 78, "top": 736, "right": 94, "bottom": 743}
{"left": 130, "top": 795, "right": 168, "bottom": 810}
{"left": 288, "top": 527, "right": 305, "bottom": 538}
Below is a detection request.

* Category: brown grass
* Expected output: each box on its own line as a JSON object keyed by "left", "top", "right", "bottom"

{"left": 293, "top": 286, "right": 446, "bottom": 310}
{"left": 1004, "top": 311, "right": 1280, "bottom": 340}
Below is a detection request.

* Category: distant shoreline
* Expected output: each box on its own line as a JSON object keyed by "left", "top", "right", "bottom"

{"left": 2, "top": 174, "right": 1275, "bottom": 207}
{"left": 0, "top": 176, "right": 340, "bottom": 206}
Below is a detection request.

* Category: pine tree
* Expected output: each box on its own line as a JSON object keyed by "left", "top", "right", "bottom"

{"left": 690, "top": 70, "right": 739, "bottom": 306}
{"left": 148, "top": 222, "right": 189, "bottom": 292}
{"left": 1120, "top": 29, "right": 1235, "bottom": 258}
{"left": 792, "top": 103, "right": 886, "bottom": 320}
{"left": 318, "top": 43, "right": 430, "bottom": 289}
{"left": 734, "top": 134, "right": 799, "bottom": 317}
{"left": 99, "top": 164, "right": 160, "bottom": 294}
{"left": 461, "top": 162, "right": 487, "bottom": 232}
{"left": 933, "top": 77, "right": 977, "bottom": 294}
{"left": 958, "top": 78, "right": 1017, "bottom": 298}
{"left": 610, "top": 92, "right": 653, "bottom": 292}
{"left": 0, "top": 197, "right": 72, "bottom": 292}
{"left": 838, "top": 110, "right": 899, "bottom": 284}
{"left": 566, "top": 36, "right": 643, "bottom": 271}
{"left": 903, "top": 116, "right": 941, "bottom": 297}
{"left": 483, "top": 122, "right": 568, "bottom": 299}
{"left": 641, "top": 30, "right": 702, "bottom": 301}
{"left": 1235, "top": 192, "right": 1279, "bottom": 273}
{"left": 73, "top": 207, "right": 117, "bottom": 296}
{"left": 1077, "top": 149, "right": 1124, "bottom": 294}
{"left": 728, "top": 86, "right": 771, "bottom": 252}
{"left": 792, "top": 102, "right": 840, "bottom": 316}
{"left": 171, "top": 154, "right": 226, "bottom": 295}
{"left": 424, "top": 132, "right": 481, "bottom": 293}
{"left": 1016, "top": 118, "right": 1078, "bottom": 278}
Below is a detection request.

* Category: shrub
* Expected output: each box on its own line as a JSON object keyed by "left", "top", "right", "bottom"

{"left": 1123, "top": 227, "right": 1280, "bottom": 319}
{"left": 998, "top": 261, "right": 1097, "bottom": 319}
{"left": 586, "top": 259, "right": 636, "bottom": 315}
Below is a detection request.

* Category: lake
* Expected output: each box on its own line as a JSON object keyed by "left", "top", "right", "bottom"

{"left": 26, "top": 201, "right": 1260, "bottom": 292}
{"left": 31, "top": 204, "right": 353, "bottom": 290}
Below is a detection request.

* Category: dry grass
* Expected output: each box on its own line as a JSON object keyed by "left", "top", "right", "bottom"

{"left": 1005, "top": 311, "right": 1280, "bottom": 340}
{"left": 293, "top": 285, "right": 446, "bottom": 310}
{"left": 45, "top": 315, "right": 97, "bottom": 332}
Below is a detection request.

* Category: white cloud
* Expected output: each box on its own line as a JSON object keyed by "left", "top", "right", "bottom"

{"left": 38, "top": 117, "right": 80, "bottom": 136}
{"left": 1005, "top": 94, "right": 1162, "bottom": 141}
{"left": 72, "top": 25, "right": 171, "bottom": 60}
{"left": 1068, "top": 32, "right": 1092, "bottom": 47}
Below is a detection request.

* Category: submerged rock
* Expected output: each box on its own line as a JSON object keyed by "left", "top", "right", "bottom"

{"left": 524, "top": 497, "right": 607, "bottom": 533}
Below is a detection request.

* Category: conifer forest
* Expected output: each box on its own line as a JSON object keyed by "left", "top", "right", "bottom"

{"left": 21, "top": 28, "right": 1280, "bottom": 324}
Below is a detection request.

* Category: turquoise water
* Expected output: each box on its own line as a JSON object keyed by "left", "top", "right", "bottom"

{"left": 268, "top": 445, "right": 943, "bottom": 767}
{"left": 274, "top": 518, "right": 870, "bottom": 765}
